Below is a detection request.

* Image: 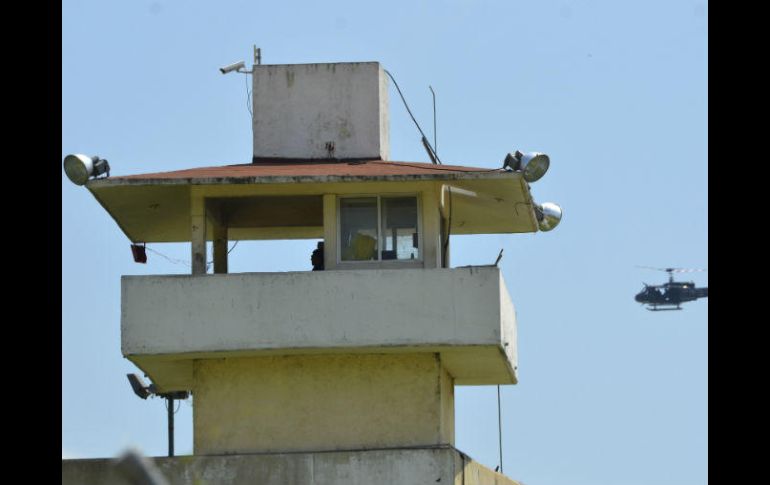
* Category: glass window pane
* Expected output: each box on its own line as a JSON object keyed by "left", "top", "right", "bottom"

{"left": 381, "top": 197, "right": 419, "bottom": 260}
{"left": 340, "top": 198, "right": 378, "bottom": 261}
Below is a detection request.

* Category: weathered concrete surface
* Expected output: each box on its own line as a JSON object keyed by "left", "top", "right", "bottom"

{"left": 252, "top": 62, "right": 389, "bottom": 160}
{"left": 122, "top": 267, "right": 518, "bottom": 390}
{"left": 87, "top": 176, "right": 538, "bottom": 243}
{"left": 62, "top": 447, "right": 523, "bottom": 485}
{"left": 193, "top": 353, "right": 454, "bottom": 454}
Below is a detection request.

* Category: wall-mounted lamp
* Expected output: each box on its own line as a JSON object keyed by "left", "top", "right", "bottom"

{"left": 127, "top": 373, "right": 155, "bottom": 400}
{"left": 131, "top": 244, "right": 147, "bottom": 264}
{"left": 63, "top": 154, "right": 110, "bottom": 185}
{"left": 503, "top": 151, "right": 550, "bottom": 183}
{"left": 126, "top": 374, "right": 189, "bottom": 457}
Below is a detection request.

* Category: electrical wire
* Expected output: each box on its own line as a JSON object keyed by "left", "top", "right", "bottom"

{"left": 206, "top": 240, "right": 240, "bottom": 271}
{"left": 384, "top": 69, "right": 443, "bottom": 165}
{"left": 144, "top": 241, "right": 240, "bottom": 271}
{"left": 163, "top": 397, "right": 183, "bottom": 414}
{"left": 245, "top": 72, "right": 253, "bottom": 120}
{"left": 145, "top": 247, "right": 190, "bottom": 267}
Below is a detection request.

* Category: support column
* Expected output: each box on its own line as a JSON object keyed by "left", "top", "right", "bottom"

{"left": 213, "top": 224, "right": 228, "bottom": 274}
{"left": 191, "top": 190, "right": 207, "bottom": 275}
{"left": 439, "top": 184, "right": 451, "bottom": 268}
{"left": 322, "top": 194, "right": 337, "bottom": 270}
{"left": 207, "top": 200, "right": 228, "bottom": 274}
{"left": 421, "top": 185, "right": 440, "bottom": 269}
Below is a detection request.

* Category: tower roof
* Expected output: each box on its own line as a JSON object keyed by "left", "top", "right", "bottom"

{"left": 86, "top": 159, "right": 538, "bottom": 243}
{"left": 97, "top": 159, "right": 507, "bottom": 184}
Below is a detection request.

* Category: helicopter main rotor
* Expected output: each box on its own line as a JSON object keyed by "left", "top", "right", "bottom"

{"left": 636, "top": 266, "right": 707, "bottom": 282}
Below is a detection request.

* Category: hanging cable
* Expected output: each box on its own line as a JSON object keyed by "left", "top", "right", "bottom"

{"left": 384, "top": 69, "right": 443, "bottom": 165}
{"left": 145, "top": 247, "right": 190, "bottom": 267}
{"left": 245, "top": 71, "right": 253, "bottom": 120}
{"left": 163, "top": 396, "right": 183, "bottom": 414}
{"left": 145, "top": 241, "right": 240, "bottom": 272}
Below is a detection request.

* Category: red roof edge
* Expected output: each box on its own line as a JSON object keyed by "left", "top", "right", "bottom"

{"left": 250, "top": 156, "right": 384, "bottom": 164}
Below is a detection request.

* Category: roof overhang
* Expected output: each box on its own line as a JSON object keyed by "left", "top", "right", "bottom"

{"left": 86, "top": 162, "right": 539, "bottom": 242}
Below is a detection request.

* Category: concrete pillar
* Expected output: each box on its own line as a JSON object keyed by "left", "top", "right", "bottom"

{"left": 323, "top": 194, "right": 337, "bottom": 270}
{"left": 191, "top": 191, "right": 207, "bottom": 275}
{"left": 421, "top": 186, "right": 441, "bottom": 269}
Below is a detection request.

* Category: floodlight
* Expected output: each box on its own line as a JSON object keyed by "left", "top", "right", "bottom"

{"left": 127, "top": 373, "right": 152, "bottom": 400}
{"left": 534, "top": 202, "right": 562, "bottom": 231}
{"left": 131, "top": 244, "right": 147, "bottom": 264}
{"left": 219, "top": 61, "right": 246, "bottom": 74}
{"left": 63, "top": 153, "right": 110, "bottom": 185}
{"left": 503, "top": 150, "right": 550, "bottom": 182}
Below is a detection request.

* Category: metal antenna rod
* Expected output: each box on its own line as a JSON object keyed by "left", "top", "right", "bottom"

{"left": 497, "top": 385, "right": 504, "bottom": 474}
{"left": 429, "top": 85, "right": 437, "bottom": 156}
{"left": 167, "top": 396, "right": 174, "bottom": 457}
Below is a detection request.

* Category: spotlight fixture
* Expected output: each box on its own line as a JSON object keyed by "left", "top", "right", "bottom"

{"left": 63, "top": 154, "right": 110, "bottom": 185}
{"left": 131, "top": 244, "right": 147, "bottom": 264}
{"left": 534, "top": 202, "right": 562, "bottom": 231}
{"left": 503, "top": 150, "right": 550, "bottom": 182}
{"left": 219, "top": 60, "right": 246, "bottom": 74}
{"left": 126, "top": 374, "right": 189, "bottom": 458}
{"left": 126, "top": 373, "right": 155, "bottom": 400}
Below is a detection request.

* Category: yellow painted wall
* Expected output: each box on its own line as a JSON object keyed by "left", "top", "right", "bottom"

{"left": 193, "top": 353, "right": 455, "bottom": 455}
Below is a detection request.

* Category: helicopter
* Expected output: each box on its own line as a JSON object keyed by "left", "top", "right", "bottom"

{"left": 635, "top": 267, "right": 708, "bottom": 311}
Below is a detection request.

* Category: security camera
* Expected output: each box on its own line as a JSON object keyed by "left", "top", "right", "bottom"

{"left": 219, "top": 61, "right": 246, "bottom": 74}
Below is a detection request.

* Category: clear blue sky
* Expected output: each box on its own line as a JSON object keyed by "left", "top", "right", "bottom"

{"left": 62, "top": 2, "right": 708, "bottom": 484}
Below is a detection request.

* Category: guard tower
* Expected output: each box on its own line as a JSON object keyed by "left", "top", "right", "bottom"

{"left": 63, "top": 61, "right": 561, "bottom": 484}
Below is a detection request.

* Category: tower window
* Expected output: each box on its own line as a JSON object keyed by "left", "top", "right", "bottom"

{"left": 339, "top": 195, "right": 420, "bottom": 262}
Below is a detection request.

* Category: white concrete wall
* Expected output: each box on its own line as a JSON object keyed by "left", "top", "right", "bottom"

{"left": 62, "top": 447, "right": 524, "bottom": 485}
{"left": 121, "top": 267, "right": 518, "bottom": 386}
{"left": 122, "top": 267, "right": 510, "bottom": 354}
{"left": 252, "top": 62, "right": 389, "bottom": 160}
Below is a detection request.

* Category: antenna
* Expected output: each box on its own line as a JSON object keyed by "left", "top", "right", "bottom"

{"left": 383, "top": 69, "right": 443, "bottom": 165}
{"left": 429, "top": 85, "right": 437, "bottom": 156}
{"left": 497, "top": 385, "right": 504, "bottom": 474}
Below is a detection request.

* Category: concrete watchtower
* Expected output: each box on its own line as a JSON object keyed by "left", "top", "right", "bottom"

{"left": 64, "top": 61, "right": 559, "bottom": 484}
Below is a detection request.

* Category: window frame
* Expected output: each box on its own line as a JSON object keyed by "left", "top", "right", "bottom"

{"left": 336, "top": 193, "right": 422, "bottom": 265}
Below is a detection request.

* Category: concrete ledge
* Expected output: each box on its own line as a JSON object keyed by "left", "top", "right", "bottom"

{"left": 62, "top": 447, "right": 522, "bottom": 485}
{"left": 122, "top": 267, "right": 517, "bottom": 389}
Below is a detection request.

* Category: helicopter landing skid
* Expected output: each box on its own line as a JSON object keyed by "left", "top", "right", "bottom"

{"left": 646, "top": 306, "right": 682, "bottom": 311}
